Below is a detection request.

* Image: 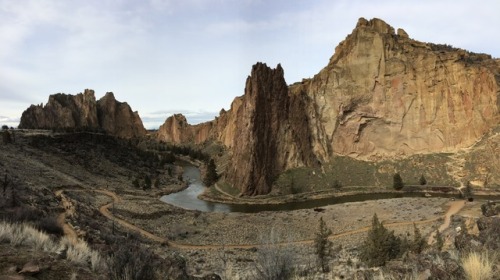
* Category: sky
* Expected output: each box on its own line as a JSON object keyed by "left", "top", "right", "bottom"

{"left": 1, "top": 0, "right": 499, "bottom": 129}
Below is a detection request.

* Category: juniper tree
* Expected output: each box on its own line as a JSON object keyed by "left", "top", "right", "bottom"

{"left": 360, "top": 213, "right": 401, "bottom": 267}
{"left": 411, "top": 223, "right": 426, "bottom": 254}
{"left": 314, "top": 217, "right": 333, "bottom": 272}
{"left": 132, "top": 178, "right": 140, "bottom": 189}
{"left": 203, "top": 159, "right": 218, "bottom": 187}
{"left": 435, "top": 230, "right": 444, "bottom": 251}
{"left": 144, "top": 175, "right": 152, "bottom": 190}
{"left": 419, "top": 174, "right": 427, "bottom": 185}
{"left": 463, "top": 181, "right": 473, "bottom": 200}
{"left": 393, "top": 172, "right": 404, "bottom": 190}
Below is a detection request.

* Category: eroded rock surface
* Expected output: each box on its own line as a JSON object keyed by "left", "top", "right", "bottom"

{"left": 157, "top": 18, "right": 500, "bottom": 195}
{"left": 19, "top": 89, "right": 146, "bottom": 138}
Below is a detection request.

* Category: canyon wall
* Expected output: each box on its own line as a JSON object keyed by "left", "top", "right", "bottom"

{"left": 298, "top": 18, "right": 499, "bottom": 160}
{"left": 157, "top": 18, "right": 500, "bottom": 194}
{"left": 19, "top": 89, "right": 146, "bottom": 138}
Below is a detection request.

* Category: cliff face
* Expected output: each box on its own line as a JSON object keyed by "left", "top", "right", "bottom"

{"left": 156, "top": 63, "right": 322, "bottom": 195}
{"left": 226, "top": 63, "right": 293, "bottom": 195}
{"left": 19, "top": 89, "right": 99, "bottom": 130}
{"left": 97, "top": 92, "right": 147, "bottom": 138}
{"left": 297, "top": 18, "right": 499, "bottom": 160}
{"left": 157, "top": 18, "right": 500, "bottom": 195}
{"left": 19, "top": 89, "right": 146, "bottom": 138}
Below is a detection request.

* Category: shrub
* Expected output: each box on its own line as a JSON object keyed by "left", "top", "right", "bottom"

{"left": 419, "top": 174, "right": 427, "bottom": 185}
{"left": 0, "top": 221, "right": 103, "bottom": 271}
{"left": 203, "top": 159, "right": 219, "bottom": 187}
{"left": 360, "top": 214, "right": 401, "bottom": 267}
{"left": 59, "top": 237, "right": 105, "bottom": 272}
{"left": 2, "top": 131, "right": 12, "bottom": 144}
{"left": 393, "top": 173, "right": 404, "bottom": 190}
{"left": 435, "top": 230, "right": 444, "bottom": 252}
{"left": 252, "top": 228, "right": 293, "bottom": 280}
{"left": 333, "top": 180, "right": 342, "bottom": 189}
{"left": 107, "top": 240, "right": 156, "bottom": 280}
{"left": 9, "top": 206, "right": 44, "bottom": 223}
{"left": 132, "top": 178, "right": 140, "bottom": 189}
{"left": 463, "top": 181, "right": 474, "bottom": 200}
{"left": 410, "top": 223, "right": 426, "bottom": 254}
{"left": 315, "top": 217, "right": 333, "bottom": 272}
{"left": 37, "top": 216, "right": 64, "bottom": 236}
{"left": 143, "top": 175, "right": 152, "bottom": 190}
{"left": 462, "top": 251, "right": 495, "bottom": 280}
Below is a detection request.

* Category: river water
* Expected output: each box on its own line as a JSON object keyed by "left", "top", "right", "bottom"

{"left": 160, "top": 165, "right": 500, "bottom": 213}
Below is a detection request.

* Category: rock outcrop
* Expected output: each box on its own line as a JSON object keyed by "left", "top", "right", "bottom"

{"left": 226, "top": 63, "right": 294, "bottom": 195}
{"left": 297, "top": 17, "right": 499, "bottom": 160}
{"left": 19, "top": 89, "right": 146, "bottom": 138}
{"left": 19, "top": 89, "right": 99, "bottom": 130}
{"left": 97, "top": 92, "right": 147, "bottom": 138}
{"left": 157, "top": 18, "right": 500, "bottom": 195}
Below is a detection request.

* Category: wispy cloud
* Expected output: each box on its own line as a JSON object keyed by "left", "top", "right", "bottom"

{"left": 1, "top": 0, "right": 499, "bottom": 130}
{"left": 0, "top": 115, "right": 20, "bottom": 128}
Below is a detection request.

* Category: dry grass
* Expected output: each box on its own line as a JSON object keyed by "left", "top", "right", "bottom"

{"left": 0, "top": 221, "right": 58, "bottom": 251}
{"left": 0, "top": 221, "right": 104, "bottom": 272}
{"left": 462, "top": 251, "right": 495, "bottom": 280}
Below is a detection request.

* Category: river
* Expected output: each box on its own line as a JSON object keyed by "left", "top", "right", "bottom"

{"left": 160, "top": 165, "right": 500, "bottom": 213}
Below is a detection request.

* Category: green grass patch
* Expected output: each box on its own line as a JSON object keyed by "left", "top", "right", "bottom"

{"left": 272, "top": 153, "right": 458, "bottom": 195}
{"left": 216, "top": 181, "right": 241, "bottom": 197}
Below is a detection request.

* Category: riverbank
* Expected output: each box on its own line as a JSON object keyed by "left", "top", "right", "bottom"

{"left": 198, "top": 181, "right": 500, "bottom": 206}
{"left": 202, "top": 185, "right": 432, "bottom": 205}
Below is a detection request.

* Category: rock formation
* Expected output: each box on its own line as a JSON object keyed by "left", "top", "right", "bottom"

{"left": 97, "top": 92, "right": 147, "bottom": 138}
{"left": 225, "top": 63, "right": 293, "bottom": 195}
{"left": 19, "top": 89, "right": 99, "bottom": 130}
{"left": 297, "top": 17, "right": 499, "bottom": 160}
{"left": 157, "top": 18, "right": 500, "bottom": 195}
{"left": 19, "top": 89, "right": 146, "bottom": 138}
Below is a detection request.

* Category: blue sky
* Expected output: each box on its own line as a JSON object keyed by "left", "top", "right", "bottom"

{"left": 1, "top": 0, "right": 499, "bottom": 128}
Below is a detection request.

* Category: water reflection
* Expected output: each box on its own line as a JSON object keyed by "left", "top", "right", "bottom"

{"left": 160, "top": 166, "right": 231, "bottom": 212}
{"left": 161, "top": 165, "right": 498, "bottom": 213}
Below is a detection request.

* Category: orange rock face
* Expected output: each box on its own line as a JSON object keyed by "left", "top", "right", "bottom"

{"left": 157, "top": 18, "right": 500, "bottom": 195}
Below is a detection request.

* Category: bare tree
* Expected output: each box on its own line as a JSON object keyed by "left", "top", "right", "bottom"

{"left": 252, "top": 228, "right": 294, "bottom": 280}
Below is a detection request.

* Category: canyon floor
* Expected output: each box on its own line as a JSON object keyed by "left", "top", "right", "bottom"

{"left": 1, "top": 131, "right": 498, "bottom": 279}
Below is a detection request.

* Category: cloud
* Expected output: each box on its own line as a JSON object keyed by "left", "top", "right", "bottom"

{"left": 1, "top": 0, "right": 499, "bottom": 131}
{"left": 0, "top": 114, "right": 20, "bottom": 128}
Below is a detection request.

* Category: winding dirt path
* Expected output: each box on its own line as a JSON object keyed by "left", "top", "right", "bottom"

{"left": 55, "top": 189, "right": 79, "bottom": 244}
{"left": 57, "top": 187, "right": 466, "bottom": 250}
{"left": 427, "top": 200, "right": 466, "bottom": 244}
{"left": 97, "top": 190, "right": 168, "bottom": 244}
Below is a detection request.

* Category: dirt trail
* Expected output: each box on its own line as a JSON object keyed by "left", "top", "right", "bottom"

{"left": 55, "top": 190, "right": 79, "bottom": 244}
{"left": 97, "top": 190, "right": 168, "bottom": 244}
{"left": 446, "top": 152, "right": 467, "bottom": 188}
{"left": 427, "top": 200, "right": 466, "bottom": 244}
{"left": 58, "top": 188, "right": 465, "bottom": 251}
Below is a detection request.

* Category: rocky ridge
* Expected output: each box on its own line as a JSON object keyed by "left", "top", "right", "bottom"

{"left": 156, "top": 18, "right": 500, "bottom": 195}
{"left": 19, "top": 89, "right": 146, "bottom": 138}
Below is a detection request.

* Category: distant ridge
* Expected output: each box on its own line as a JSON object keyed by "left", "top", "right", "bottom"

{"left": 19, "top": 89, "right": 146, "bottom": 138}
